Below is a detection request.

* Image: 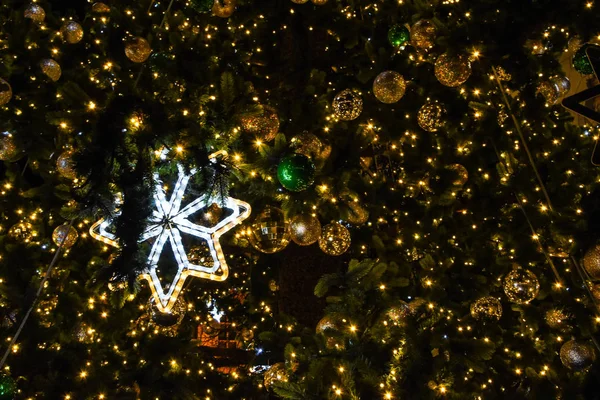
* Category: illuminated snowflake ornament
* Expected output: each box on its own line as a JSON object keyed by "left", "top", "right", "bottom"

{"left": 91, "top": 163, "right": 251, "bottom": 313}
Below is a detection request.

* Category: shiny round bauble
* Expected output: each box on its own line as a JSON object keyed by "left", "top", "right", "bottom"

{"left": 263, "top": 363, "right": 288, "bottom": 390}
{"left": 24, "top": 3, "right": 45, "bottom": 22}
{"left": 60, "top": 21, "right": 84, "bottom": 44}
{"left": 92, "top": 2, "right": 111, "bottom": 13}
{"left": 560, "top": 340, "right": 596, "bottom": 371}
{"left": 40, "top": 59, "right": 61, "bottom": 81}
{"left": 248, "top": 206, "right": 290, "bottom": 254}
{"left": 190, "top": 0, "right": 215, "bottom": 12}
{"left": 319, "top": 222, "right": 351, "bottom": 256}
{"left": 289, "top": 214, "right": 321, "bottom": 246}
{"left": 0, "top": 374, "right": 16, "bottom": 400}
{"left": 503, "top": 267, "right": 540, "bottom": 304}
{"left": 150, "top": 297, "right": 186, "bottom": 327}
{"left": 8, "top": 221, "right": 35, "bottom": 242}
{"left": 388, "top": 24, "right": 410, "bottom": 47}
{"left": 316, "top": 314, "right": 344, "bottom": 334}
{"left": 187, "top": 243, "right": 213, "bottom": 266}
{"left": 311, "top": 0, "right": 328, "bottom": 4}
{"left": 0, "top": 135, "right": 22, "bottom": 162}
{"left": 125, "top": 37, "right": 152, "bottom": 63}
{"left": 545, "top": 308, "right": 571, "bottom": 330}
{"left": 0, "top": 79, "right": 12, "bottom": 106}
{"left": 470, "top": 296, "right": 502, "bottom": 321}
{"left": 592, "top": 284, "right": 600, "bottom": 301}
{"left": 434, "top": 53, "right": 472, "bottom": 87}
{"left": 537, "top": 76, "right": 570, "bottom": 105}
{"left": 411, "top": 19, "right": 436, "bottom": 50}
{"left": 583, "top": 244, "right": 600, "bottom": 280}
{"left": 240, "top": 105, "right": 280, "bottom": 142}
{"left": 448, "top": 164, "right": 468, "bottom": 186}
{"left": 386, "top": 301, "right": 411, "bottom": 324}
{"left": 332, "top": 89, "right": 363, "bottom": 121}
{"left": 277, "top": 153, "right": 315, "bottom": 192}
{"left": 573, "top": 44, "right": 599, "bottom": 75}
{"left": 52, "top": 224, "right": 78, "bottom": 249}
{"left": 417, "top": 102, "right": 445, "bottom": 132}
{"left": 290, "top": 133, "right": 330, "bottom": 166}
{"left": 373, "top": 71, "right": 406, "bottom": 104}
{"left": 212, "top": 0, "right": 236, "bottom": 17}
{"left": 56, "top": 151, "right": 78, "bottom": 180}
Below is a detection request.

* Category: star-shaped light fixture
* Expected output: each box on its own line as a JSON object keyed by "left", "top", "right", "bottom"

{"left": 562, "top": 46, "right": 600, "bottom": 125}
{"left": 90, "top": 162, "right": 251, "bottom": 313}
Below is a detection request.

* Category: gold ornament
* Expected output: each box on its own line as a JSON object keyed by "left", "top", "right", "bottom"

{"left": 0, "top": 135, "right": 22, "bottom": 162}
{"left": 269, "top": 279, "right": 279, "bottom": 291}
{"left": 583, "top": 244, "right": 600, "bottom": 280}
{"left": 470, "top": 296, "right": 502, "bottom": 320}
{"left": 411, "top": 19, "right": 436, "bottom": 50}
{"left": 40, "top": 59, "right": 61, "bottom": 82}
{"left": 417, "top": 102, "right": 444, "bottom": 132}
{"left": 52, "top": 224, "right": 78, "bottom": 249}
{"left": 503, "top": 266, "right": 540, "bottom": 304}
{"left": 346, "top": 201, "right": 369, "bottom": 225}
{"left": 527, "top": 39, "right": 546, "bottom": 55}
{"left": 56, "top": 151, "right": 77, "bottom": 180}
{"left": 434, "top": 53, "right": 472, "bottom": 87}
{"left": 448, "top": 164, "right": 468, "bottom": 186}
{"left": 545, "top": 308, "right": 571, "bottom": 330}
{"left": 150, "top": 297, "right": 186, "bottom": 329}
{"left": 373, "top": 71, "right": 406, "bottom": 104}
{"left": 311, "top": 0, "right": 328, "bottom": 4}
{"left": 592, "top": 284, "right": 600, "bottom": 301}
{"left": 24, "top": 3, "right": 45, "bottom": 22}
{"left": 386, "top": 301, "right": 411, "bottom": 324}
{"left": 61, "top": 21, "right": 84, "bottom": 44}
{"left": 290, "top": 133, "right": 330, "bottom": 167}
{"left": 213, "top": 0, "right": 236, "bottom": 17}
{"left": 560, "top": 340, "right": 596, "bottom": 371}
{"left": 332, "top": 89, "right": 363, "bottom": 121}
{"left": 248, "top": 206, "right": 290, "bottom": 253}
{"left": 0, "top": 78, "right": 12, "bottom": 106}
{"left": 319, "top": 222, "right": 351, "bottom": 256}
{"left": 537, "top": 76, "right": 570, "bottom": 105}
{"left": 8, "top": 222, "right": 35, "bottom": 242}
{"left": 187, "top": 243, "right": 213, "bottom": 266}
{"left": 125, "top": 37, "right": 152, "bottom": 63}
{"left": 316, "top": 314, "right": 344, "bottom": 334}
{"left": 263, "top": 363, "right": 288, "bottom": 390}
{"left": 289, "top": 214, "right": 321, "bottom": 246}
{"left": 92, "top": 2, "right": 111, "bottom": 13}
{"left": 240, "top": 105, "right": 280, "bottom": 141}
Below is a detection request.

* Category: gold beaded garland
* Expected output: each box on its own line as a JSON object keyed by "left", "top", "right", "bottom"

{"left": 40, "top": 59, "right": 62, "bottom": 82}
{"left": 0, "top": 78, "right": 12, "bottom": 106}
{"left": 52, "top": 224, "right": 79, "bottom": 249}
{"left": 332, "top": 89, "right": 363, "bottom": 121}
{"left": 56, "top": 151, "right": 78, "bottom": 180}
{"left": 434, "top": 53, "right": 472, "bottom": 87}
{"left": 319, "top": 222, "right": 351, "bottom": 256}
{"left": 125, "top": 37, "right": 152, "bottom": 63}
{"left": 560, "top": 340, "right": 596, "bottom": 371}
{"left": 24, "top": 3, "right": 45, "bottom": 22}
{"left": 248, "top": 206, "right": 290, "bottom": 254}
{"left": 470, "top": 296, "right": 502, "bottom": 320}
{"left": 240, "top": 105, "right": 280, "bottom": 141}
{"left": 289, "top": 214, "right": 321, "bottom": 246}
{"left": 60, "top": 21, "right": 84, "bottom": 44}
{"left": 503, "top": 266, "right": 540, "bottom": 304}
{"left": 212, "top": 0, "right": 236, "bottom": 18}
{"left": 417, "top": 102, "right": 444, "bottom": 132}
{"left": 411, "top": 19, "right": 437, "bottom": 50}
{"left": 373, "top": 71, "right": 406, "bottom": 104}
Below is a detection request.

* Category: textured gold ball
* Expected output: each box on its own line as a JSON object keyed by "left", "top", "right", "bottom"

{"left": 373, "top": 71, "right": 406, "bottom": 104}
{"left": 417, "top": 102, "right": 444, "bottom": 132}
{"left": 125, "top": 37, "right": 152, "bottom": 63}
{"left": 61, "top": 21, "right": 84, "bottom": 44}
{"left": 448, "top": 164, "right": 468, "bottom": 186}
{"left": 40, "top": 59, "right": 62, "bottom": 82}
{"left": 289, "top": 214, "right": 321, "bottom": 246}
{"left": 24, "top": 3, "right": 45, "bottom": 22}
{"left": 92, "top": 2, "right": 111, "bottom": 13}
{"left": 0, "top": 135, "right": 22, "bottom": 162}
{"left": 8, "top": 222, "right": 35, "bottom": 242}
{"left": 545, "top": 308, "right": 571, "bottom": 330}
{"left": 263, "top": 363, "right": 288, "bottom": 390}
{"left": 583, "top": 244, "right": 600, "bottom": 280}
{"left": 316, "top": 315, "right": 343, "bottom": 334}
{"left": 0, "top": 78, "right": 12, "bottom": 106}
{"left": 248, "top": 206, "right": 290, "bottom": 254}
{"left": 386, "top": 301, "right": 411, "bottom": 324}
{"left": 212, "top": 0, "right": 236, "bottom": 18}
{"left": 560, "top": 340, "right": 596, "bottom": 371}
{"left": 503, "top": 266, "right": 540, "bottom": 304}
{"left": 319, "top": 222, "right": 351, "bottom": 256}
{"left": 470, "top": 296, "right": 502, "bottom": 320}
{"left": 434, "top": 53, "right": 472, "bottom": 87}
{"left": 52, "top": 224, "right": 79, "bottom": 249}
{"left": 537, "top": 76, "right": 570, "bottom": 105}
{"left": 311, "top": 0, "right": 328, "bottom": 4}
{"left": 332, "top": 89, "right": 363, "bottom": 121}
{"left": 56, "top": 151, "right": 78, "bottom": 180}
{"left": 240, "top": 105, "right": 280, "bottom": 142}
{"left": 411, "top": 19, "right": 437, "bottom": 50}
{"left": 592, "top": 284, "right": 600, "bottom": 301}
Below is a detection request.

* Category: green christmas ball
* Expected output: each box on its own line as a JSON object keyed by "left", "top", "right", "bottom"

{"left": 277, "top": 154, "right": 315, "bottom": 192}
{"left": 190, "top": 0, "right": 215, "bottom": 12}
{"left": 388, "top": 25, "right": 410, "bottom": 47}
{"left": 573, "top": 44, "right": 598, "bottom": 75}
{"left": 0, "top": 374, "right": 16, "bottom": 400}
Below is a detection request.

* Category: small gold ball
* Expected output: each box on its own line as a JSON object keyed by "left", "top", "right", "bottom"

{"left": 0, "top": 134, "right": 22, "bottom": 162}
{"left": 289, "top": 214, "right": 321, "bottom": 246}
{"left": 92, "top": 2, "right": 111, "bottom": 13}
{"left": 40, "top": 59, "right": 62, "bottom": 82}
{"left": 61, "top": 21, "right": 84, "bottom": 44}
{"left": 56, "top": 151, "right": 78, "bottom": 180}
{"left": 24, "top": 3, "right": 45, "bottom": 23}
{"left": 332, "top": 89, "right": 362, "bottom": 121}
{"left": 411, "top": 20, "right": 437, "bottom": 50}
{"left": 240, "top": 105, "right": 280, "bottom": 142}
{"left": 125, "top": 37, "right": 152, "bottom": 63}
{"left": 52, "top": 224, "right": 79, "bottom": 249}
{"left": 560, "top": 340, "right": 596, "bottom": 371}
{"left": 319, "top": 222, "right": 351, "bottom": 256}
{"left": 417, "top": 102, "right": 444, "bottom": 132}
{"left": 583, "top": 244, "right": 600, "bottom": 280}
{"left": 470, "top": 296, "right": 502, "bottom": 320}
{"left": 373, "top": 71, "right": 406, "bottom": 104}
{"left": 545, "top": 308, "right": 571, "bottom": 330}
{"left": 448, "top": 164, "right": 468, "bottom": 186}
{"left": 503, "top": 266, "right": 540, "bottom": 304}
{"left": 434, "top": 53, "right": 472, "bottom": 87}
{"left": 212, "top": 0, "right": 236, "bottom": 17}
{"left": 0, "top": 78, "right": 12, "bottom": 106}
{"left": 8, "top": 222, "right": 35, "bottom": 242}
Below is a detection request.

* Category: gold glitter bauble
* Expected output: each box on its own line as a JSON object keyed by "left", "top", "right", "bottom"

{"left": 40, "top": 59, "right": 61, "bottom": 82}
{"left": 61, "top": 21, "right": 84, "bottom": 44}
{"left": 125, "top": 37, "right": 152, "bottom": 63}
{"left": 52, "top": 224, "right": 78, "bottom": 249}
{"left": 448, "top": 164, "right": 468, "bottom": 186}
{"left": 592, "top": 284, "right": 600, "bottom": 301}
{"left": 411, "top": 19, "right": 436, "bottom": 50}
{"left": 92, "top": 2, "right": 111, "bottom": 13}
{"left": 545, "top": 308, "right": 571, "bottom": 330}
{"left": 583, "top": 244, "right": 600, "bottom": 280}
{"left": 0, "top": 135, "right": 22, "bottom": 162}
{"left": 240, "top": 105, "right": 280, "bottom": 141}
{"left": 263, "top": 363, "right": 288, "bottom": 390}
{"left": 386, "top": 301, "right": 411, "bottom": 324}
{"left": 470, "top": 296, "right": 502, "bottom": 321}
{"left": 503, "top": 267, "right": 540, "bottom": 304}
{"left": 560, "top": 340, "right": 596, "bottom": 371}
{"left": 346, "top": 201, "right": 369, "bottom": 225}
{"left": 291, "top": 133, "right": 326, "bottom": 161}
{"left": 0, "top": 78, "right": 12, "bottom": 106}
{"left": 319, "top": 222, "right": 351, "bottom": 256}
{"left": 248, "top": 206, "right": 290, "bottom": 254}
{"left": 316, "top": 315, "right": 343, "bottom": 334}
{"left": 434, "top": 53, "right": 472, "bottom": 87}
{"left": 8, "top": 222, "right": 35, "bottom": 242}
{"left": 311, "top": 0, "right": 328, "bottom": 4}
{"left": 332, "top": 89, "right": 363, "bottom": 121}
{"left": 289, "top": 214, "right": 321, "bottom": 246}
{"left": 213, "top": 0, "right": 236, "bottom": 17}
{"left": 537, "top": 76, "right": 570, "bottom": 105}
{"left": 373, "top": 71, "right": 406, "bottom": 104}
{"left": 56, "top": 151, "right": 77, "bottom": 180}
{"left": 417, "top": 102, "right": 444, "bottom": 132}
{"left": 24, "top": 3, "right": 45, "bottom": 22}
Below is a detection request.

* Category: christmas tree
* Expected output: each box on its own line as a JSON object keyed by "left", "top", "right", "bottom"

{"left": 0, "top": 0, "right": 599, "bottom": 398}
